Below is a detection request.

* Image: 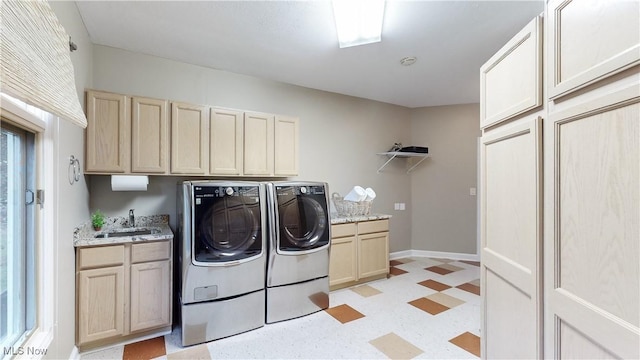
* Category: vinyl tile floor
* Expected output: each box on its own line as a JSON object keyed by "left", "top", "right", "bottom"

{"left": 79, "top": 257, "right": 481, "bottom": 360}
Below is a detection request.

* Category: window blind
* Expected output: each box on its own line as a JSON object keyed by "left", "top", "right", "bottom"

{"left": 1, "top": 0, "right": 87, "bottom": 128}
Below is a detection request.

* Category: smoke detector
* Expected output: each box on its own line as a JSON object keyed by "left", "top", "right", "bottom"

{"left": 400, "top": 56, "right": 417, "bottom": 66}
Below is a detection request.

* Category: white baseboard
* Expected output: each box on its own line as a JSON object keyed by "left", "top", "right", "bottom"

{"left": 69, "top": 346, "right": 80, "bottom": 360}
{"left": 389, "top": 250, "right": 413, "bottom": 260}
{"left": 390, "top": 249, "right": 480, "bottom": 262}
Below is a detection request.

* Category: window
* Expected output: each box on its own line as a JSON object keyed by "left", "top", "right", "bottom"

{"left": 1, "top": 121, "right": 36, "bottom": 355}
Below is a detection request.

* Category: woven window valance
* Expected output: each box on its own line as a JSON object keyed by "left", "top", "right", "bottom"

{"left": 1, "top": 0, "right": 87, "bottom": 128}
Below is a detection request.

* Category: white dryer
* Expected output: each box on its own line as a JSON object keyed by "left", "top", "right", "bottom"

{"left": 177, "top": 181, "right": 266, "bottom": 346}
{"left": 266, "top": 181, "right": 331, "bottom": 323}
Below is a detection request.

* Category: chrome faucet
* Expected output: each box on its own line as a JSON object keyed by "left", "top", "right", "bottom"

{"left": 129, "top": 209, "right": 135, "bottom": 227}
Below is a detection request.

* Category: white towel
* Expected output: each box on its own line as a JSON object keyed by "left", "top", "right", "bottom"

{"left": 364, "top": 187, "right": 376, "bottom": 201}
{"left": 344, "top": 186, "right": 367, "bottom": 201}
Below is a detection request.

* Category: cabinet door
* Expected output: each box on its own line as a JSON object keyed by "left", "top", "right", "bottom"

{"left": 85, "top": 90, "right": 130, "bottom": 173}
{"left": 210, "top": 108, "right": 243, "bottom": 175}
{"left": 547, "top": 0, "right": 640, "bottom": 99}
{"left": 547, "top": 86, "right": 639, "bottom": 359}
{"left": 329, "top": 235, "right": 358, "bottom": 287}
{"left": 274, "top": 115, "right": 299, "bottom": 176}
{"left": 77, "top": 266, "right": 125, "bottom": 345}
{"left": 480, "top": 118, "right": 542, "bottom": 359}
{"left": 131, "top": 97, "right": 168, "bottom": 173}
{"left": 358, "top": 232, "right": 389, "bottom": 279}
{"left": 243, "top": 112, "right": 274, "bottom": 176}
{"left": 480, "top": 17, "right": 542, "bottom": 129}
{"left": 171, "top": 102, "right": 208, "bottom": 174}
{"left": 130, "top": 260, "right": 172, "bottom": 332}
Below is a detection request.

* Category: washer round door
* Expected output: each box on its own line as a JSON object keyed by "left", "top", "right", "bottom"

{"left": 193, "top": 186, "right": 263, "bottom": 263}
{"left": 277, "top": 186, "right": 329, "bottom": 252}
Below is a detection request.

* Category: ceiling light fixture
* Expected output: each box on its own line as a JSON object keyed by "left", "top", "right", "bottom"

{"left": 400, "top": 56, "right": 417, "bottom": 66}
{"left": 332, "top": 0, "right": 385, "bottom": 48}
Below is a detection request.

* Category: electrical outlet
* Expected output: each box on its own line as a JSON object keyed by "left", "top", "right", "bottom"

{"left": 394, "top": 203, "right": 400, "bottom": 210}
{"left": 399, "top": 203, "right": 405, "bottom": 210}
{"left": 470, "top": 187, "right": 477, "bottom": 196}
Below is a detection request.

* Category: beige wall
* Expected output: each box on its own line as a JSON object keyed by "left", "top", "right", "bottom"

{"left": 38, "top": 3, "right": 479, "bottom": 358}
{"left": 89, "top": 45, "right": 414, "bottom": 252}
{"left": 47, "top": 2, "right": 93, "bottom": 359}
{"left": 409, "top": 104, "right": 480, "bottom": 254}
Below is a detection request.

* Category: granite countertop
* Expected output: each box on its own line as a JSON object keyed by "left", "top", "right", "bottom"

{"left": 74, "top": 214, "right": 174, "bottom": 247}
{"left": 330, "top": 213, "right": 392, "bottom": 224}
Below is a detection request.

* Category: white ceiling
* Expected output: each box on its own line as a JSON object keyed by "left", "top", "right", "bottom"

{"left": 75, "top": 1, "right": 544, "bottom": 108}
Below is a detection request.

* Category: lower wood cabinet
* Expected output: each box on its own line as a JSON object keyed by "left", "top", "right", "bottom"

{"left": 76, "top": 240, "right": 172, "bottom": 350}
{"left": 329, "top": 219, "right": 389, "bottom": 290}
{"left": 129, "top": 260, "right": 171, "bottom": 332}
{"left": 77, "top": 265, "right": 125, "bottom": 344}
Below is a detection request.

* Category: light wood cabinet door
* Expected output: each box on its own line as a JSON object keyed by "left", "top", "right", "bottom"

{"left": 171, "top": 102, "right": 208, "bottom": 174}
{"left": 547, "top": 0, "right": 640, "bottom": 99}
{"left": 77, "top": 266, "right": 125, "bottom": 344}
{"left": 358, "top": 232, "right": 389, "bottom": 279}
{"left": 329, "top": 235, "right": 357, "bottom": 287}
{"left": 481, "top": 118, "right": 542, "bottom": 359}
{"left": 547, "top": 85, "right": 639, "bottom": 359}
{"left": 131, "top": 97, "right": 168, "bottom": 173}
{"left": 85, "top": 90, "right": 130, "bottom": 173}
{"left": 210, "top": 108, "right": 243, "bottom": 175}
{"left": 480, "top": 17, "right": 542, "bottom": 129}
{"left": 243, "top": 112, "right": 274, "bottom": 176}
{"left": 130, "top": 260, "right": 171, "bottom": 332}
{"left": 274, "top": 115, "right": 299, "bottom": 176}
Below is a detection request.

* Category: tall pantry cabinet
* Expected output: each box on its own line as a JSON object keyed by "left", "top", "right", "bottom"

{"left": 480, "top": 1, "right": 639, "bottom": 359}
{"left": 479, "top": 16, "right": 544, "bottom": 359}
{"left": 544, "top": 1, "right": 638, "bottom": 358}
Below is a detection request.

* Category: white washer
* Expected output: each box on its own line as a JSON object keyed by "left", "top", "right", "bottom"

{"left": 266, "top": 181, "right": 331, "bottom": 323}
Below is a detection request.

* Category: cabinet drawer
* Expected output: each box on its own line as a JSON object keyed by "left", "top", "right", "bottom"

{"left": 331, "top": 223, "right": 356, "bottom": 238}
{"left": 131, "top": 241, "right": 171, "bottom": 263}
{"left": 357, "top": 220, "right": 389, "bottom": 235}
{"left": 77, "top": 245, "right": 125, "bottom": 270}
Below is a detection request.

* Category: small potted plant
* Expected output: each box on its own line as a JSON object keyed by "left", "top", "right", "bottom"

{"left": 91, "top": 210, "right": 105, "bottom": 231}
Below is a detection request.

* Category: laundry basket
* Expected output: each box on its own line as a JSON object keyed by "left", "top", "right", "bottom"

{"left": 332, "top": 193, "right": 371, "bottom": 217}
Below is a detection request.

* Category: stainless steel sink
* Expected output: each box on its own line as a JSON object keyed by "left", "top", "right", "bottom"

{"left": 94, "top": 228, "right": 161, "bottom": 238}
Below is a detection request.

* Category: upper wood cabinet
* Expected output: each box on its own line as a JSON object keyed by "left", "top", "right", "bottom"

{"left": 131, "top": 97, "right": 168, "bottom": 173}
{"left": 547, "top": 0, "right": 640, "bottom": 99}
{"left": 242, "top": 112, "right": 300, "bottom": 177}
{"left": 274, "top": 115, "right": 299, "bottom": 176}
{"left": 210, "top": 108, "right": 243, "bottom": 176}
{"left": 480, "top": 16, "right": 542, "bottom": 129}
{"left": 243, "top": 112, "right": 275, "bottom": 176}
{"left": 86, "top": 91, "right": 168, "bottom": 174}
{"left": 171, "top": 102, "right": 209, "bottom": 175}
{"left": 85, "top": 90, "right": 130, "bottom": 173}
{"left": 86, "top": 89, "right": 299, "bottom": 177}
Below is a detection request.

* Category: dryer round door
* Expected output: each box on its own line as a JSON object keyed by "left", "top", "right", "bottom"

{"left": 278, "top": 195, "right": 329, "bottom": 251}
{"left": 195, "top": 195, "right": 262, "bottom": 262}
